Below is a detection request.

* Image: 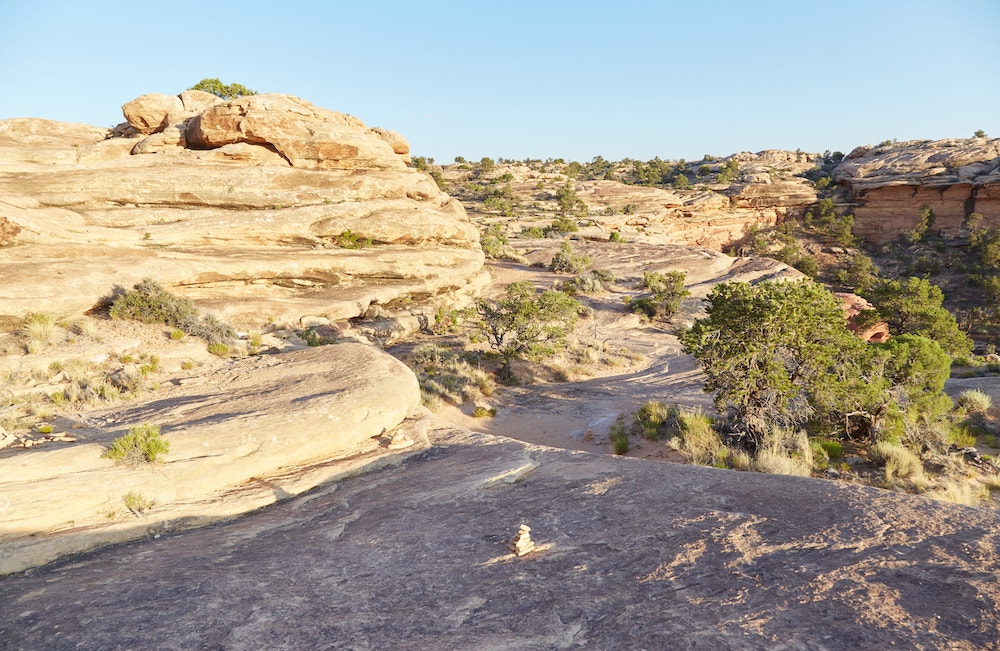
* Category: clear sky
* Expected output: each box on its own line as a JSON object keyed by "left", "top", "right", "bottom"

{"left": 1, "top": 0, "right": 997, "bottom": 163}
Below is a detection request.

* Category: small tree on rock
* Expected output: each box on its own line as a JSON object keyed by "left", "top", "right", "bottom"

{"left": 476, "top": 281, "right": 581, "bottom": 377}
{"left": 189, "top": 78, "right": 257, "bottom": 99}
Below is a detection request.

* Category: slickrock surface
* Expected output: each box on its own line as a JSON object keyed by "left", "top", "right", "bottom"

{"left": 0, "top": 93, "right": 486, "bottom": 333}
{"left": 0, "top": 343, "right": 424, "bottom": 575}
{"left": 1, "top": 424, "right": 997, "bottom": 650}
{"left": 834, "top": 138, "right": 1000, "bottom": 244}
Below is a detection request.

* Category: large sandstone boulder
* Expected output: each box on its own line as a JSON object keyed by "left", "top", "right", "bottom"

{"left": 185, "top": 94, "right": 405, "bottom": 170}
{"left": 121, "top": 92, "right": 184, "bottom": 134}
{"left": 0, "top": 93, "right": 486, "bottom": 333}
{"left": 834, "top": 138, "right": 1000, "bottom": 244}
{"left": 0, "top": 343, "right": 423, "bottom": 574}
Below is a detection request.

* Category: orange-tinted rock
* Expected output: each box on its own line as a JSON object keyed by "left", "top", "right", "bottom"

{"left": 836, "top": 292, "right": 889, "bottom": 343}
{"left": 185, "top": 94, "right": 405, "bottom": 170}
{"left": 834, "top": 138, "right": 1000, "bottom": 244}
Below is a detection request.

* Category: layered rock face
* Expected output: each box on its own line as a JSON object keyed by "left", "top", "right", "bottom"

{"left": 0, "top": 93, "right": 485, "bottom": 331}
{"left": 834, "top": 138, "right": 1000, "bottom": 244}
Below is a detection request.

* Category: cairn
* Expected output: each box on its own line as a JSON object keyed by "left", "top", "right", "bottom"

{"left": 509, "top": 524, "right": 535, "bottom": 557}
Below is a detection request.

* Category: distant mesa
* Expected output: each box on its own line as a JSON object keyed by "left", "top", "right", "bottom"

{"left": 0, "top": 91, "right": 485, "bottom": 337}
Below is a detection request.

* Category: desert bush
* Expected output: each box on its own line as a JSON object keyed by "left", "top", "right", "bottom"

{"left": 472, "top": 406, "right": 497, "bottom": 418}
{"left": 753, "top": 429, "right": 813, "bottom": 476}
{"left": 925, "top": 478, "right": 988, "bottom": 505}
{"left": 633, "top": 401, "right": 679, "bottom": 440}
{"left": 957, "top": 389, "right": 992, "bottom": 415}
{"left": 122, "top": 491, "right": 155, "bottom": 515}
{"left": 104, "top": 423, "right": 169, "bottom": 466}
{"left": 189, "top": 78, "right": 256, "bottom": 99}
{"left": 207, "top": 342, "right": 231, "bottom": 357}
{"left": 549, "top": 242, "right": 591, "bottom": 274}
{"left": 521, "top": 226, "right": 546, "bottom": 239}
{"left": 627, "top": 271, "right": 689, "bottom": 322}
{"left": 561, "top": 269, "right": 613, "bottom": 295}
{"left": 409, "top": 344, "right": 494, "bottom": 407}
{"left": 109, "top": 279, "right": 236, "bottom": 346}
{"left": 609, "top": 422, "right": 630, "bottom": 454}
{"left": 476, "top": 281, "right": 581, "bottom": 376}
{"left": 668, "top": 410, "right": 726, "bottom": 466}
{"left": 332, "top": 229, "right": 372, "bottom": 249}
{"left": 549, "top": 216, "right": 579, "bottom": 234}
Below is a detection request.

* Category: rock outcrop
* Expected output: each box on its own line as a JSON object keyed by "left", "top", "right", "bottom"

{"left": 0, "top": 343, "right": 424, "bottom": 575}
{"left": 444, "top": 150, "right": 819, "bottom": 250}
{"left": 0, "top": 92, "right": 486, "bottom": 334}
{"left": 834, "top": 138, "right": 1000, "bottom": 244}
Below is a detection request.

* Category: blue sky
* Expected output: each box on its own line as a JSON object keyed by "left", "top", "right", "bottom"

{"left": 1, "top": 0, "right": 997, "bottom": 162}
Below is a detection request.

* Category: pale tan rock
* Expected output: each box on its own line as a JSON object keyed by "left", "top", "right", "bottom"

{"left": 0, "top": 343, "right": 422, "bottom": 574}
{"left": 131, "top": 124, "right": 186, "bottom": 154}
{"left": 122, "top": 93, "right": 183, "bottom": 135}
{"left": 0, "top": 94, "right": 484, "bottom": 333}
{"left": 371, "top": 126, "right": 411, "bottom": 163}
{"left": 185, "top": 94, "right": 405, "bottom": 170}
{"left": 177, "top": 89, "right": 222, "bottom": 114}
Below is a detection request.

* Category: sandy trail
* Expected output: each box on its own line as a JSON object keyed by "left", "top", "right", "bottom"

{"left": 426, "top": 241, "right": 780, "bottom": 458}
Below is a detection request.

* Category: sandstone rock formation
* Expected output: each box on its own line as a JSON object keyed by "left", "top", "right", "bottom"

{"left": 2, "top": 423, "right": 997, "bottom": 649}
{"left": 444, "top": 150, "right": 819, "bottom": 251}
{"left": 834, "top": 138, "right": 1000, "bottom": 244}
{"left": 0, "top": 92, "right": 485, "bottom": 334}
{"left": 0, "top": 343, "right": 424, "bottom": 575}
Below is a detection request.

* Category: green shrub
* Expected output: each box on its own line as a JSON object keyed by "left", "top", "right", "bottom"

{"left": 104, "top": 423, "right": 169, "bottom": 466}
{"left": 549, "top": 242, "right": 591, "bottom": 274}
{"left": 109, "top": 279, "right": 236, "bottom": 345}
{"left": 521, "top": 226, "right": 546, "bottom": 239}
{"left": 333, "top": 229, "right": 373, "bottom": 249}
{"left": 472, "top": 406, "right": 497, "bottom": 418}
{"left": 549, "top": 216, "right": 579, "bottom": 234}
{"left": 609, "top": 422, "right": 629, "bottom": 454}
{"left": 609, "top": 231, "right": 626, "bottom": 243}
{"left": 169, "top": 329, "right": 185, "bottom": 340}
{"left": 189, "top": 78, "right": 256, "bottom": 99}
{"left": 207, "top": 342, "right": 231, "bottom": 357}
{"left": 122, "top": 491, "right": 155, "bottom": 515}
{"left": 633, "top": 401, "right": 679, "bottom": 440}
{"left": 628, "top": 271, "right": 689, "bottom": 322}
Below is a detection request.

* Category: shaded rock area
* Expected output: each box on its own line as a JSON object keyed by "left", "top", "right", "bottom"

{"left": 0, "top": 343, "right": 423, "bottom": 575}
{"left": 1, "top": 425, "right": 997, "bottom": 650}
{"left": 834, "top": 138, "right": 1000, "bottom": 244}
{"left": 0, "top": 93, "right": 485, "bottom": 334}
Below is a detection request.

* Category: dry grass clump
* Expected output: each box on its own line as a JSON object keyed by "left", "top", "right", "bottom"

{"left": 667, "top": 410, "right": 728, "bottom": 467}
{"left": 407, "top": 344, "right": 494, "bottom": 410}
{"left": 20, "top": 313, "right": 59, "bottom": 353}
{"left": 754, "top": 429, "right": 813, "bottom": 477}
{"left": 957, "top": 388, "right": 992, "bottom": 416}
{"left": 870, "top": 440, "right": 927, "bottom": 485}
{"left": 925, "top": 478, "right": 989, "bottom": 505}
